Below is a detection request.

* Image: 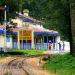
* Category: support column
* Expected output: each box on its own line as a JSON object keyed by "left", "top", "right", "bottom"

{"left": 56, "top": 35, "right": 60, "bottom": 50}
{"left": 18, "top": 31, "right": 20, "bottom": 49}
{"left": 26, "top": 39, "right": 27, "bottom": 49}
{"left": 31, "top": 30, "right": 35, "bottom": 49}
{"left": 22, "top": 30, "right": 23, "bottom": 49}
{"left": 10, "top": 35, "right": 12, "bottom": 48}
{"left": 47, "top": 36, "right": 48, "bottom": 50}
{"left": 53, "top": 34, "right": 55, "bottom": 50}
{"left": 56, "top": 36, "right": 58, "bottom": 50}
{"left": 43, "top": 36, "right": 44, "bottom": 43}
{"left": 43, "top": 35, "right": 44, "bottom": 50}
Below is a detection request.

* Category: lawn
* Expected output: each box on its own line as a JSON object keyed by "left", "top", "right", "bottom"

{"left": 0, "top": 52, "right": 7, "bottom": 60}
{"left": 43, "top": 53, "right": 75, "bottom": 75}
{"left": 0, "top": 55, "right": 7, "bottom": 60}
{"left": 7, "top": 49, "right": 45, "bottom": 56}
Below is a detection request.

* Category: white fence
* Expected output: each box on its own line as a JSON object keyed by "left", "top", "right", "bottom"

{"left": 35, "top": 42, "right": 70, "bottom": 51}
{"left": 12, "top": 41, "right": 70, "bottom": 52}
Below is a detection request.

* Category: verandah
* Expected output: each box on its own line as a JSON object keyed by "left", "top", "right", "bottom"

{"left": 12, "top": 30, "right": 58, "bottom": 50}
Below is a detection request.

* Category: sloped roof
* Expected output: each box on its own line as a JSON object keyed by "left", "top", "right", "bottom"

{"left": 17, "top": 13, "right": 41, "bottom": 24}
{"left": 13, "top": 25, "right": 58, "bottom": 35}
{"left": 0, "top": 25, "right": 59, "bottom": 35}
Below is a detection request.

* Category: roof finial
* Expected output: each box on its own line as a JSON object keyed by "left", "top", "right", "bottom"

{"left": 23, "top": 9, "right": 29, "bottom": 16}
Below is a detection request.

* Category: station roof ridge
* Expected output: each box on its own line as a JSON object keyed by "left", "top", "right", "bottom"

{"left": 18, "top": 13, "right": 42, "bottom": 24}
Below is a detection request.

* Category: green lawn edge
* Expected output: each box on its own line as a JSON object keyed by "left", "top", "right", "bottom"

{"left": 43, "top": 53, "right": 75, "bottom": 75}
{"left": 7, "top": 49, "right": 45, "bottom": 56}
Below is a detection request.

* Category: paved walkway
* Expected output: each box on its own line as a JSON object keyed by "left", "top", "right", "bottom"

{"left": 44, "top": 50, "right": 67, "bottom": 55}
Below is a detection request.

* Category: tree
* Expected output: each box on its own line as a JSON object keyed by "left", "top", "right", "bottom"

{"left": 70, "top": 0, "right": 75, "bottom": 56}
{"left": 24, "top": 0, "right": 70, "bottom": 40}
{"left": 0, "top": 0, "right": 70, "bottom": 40}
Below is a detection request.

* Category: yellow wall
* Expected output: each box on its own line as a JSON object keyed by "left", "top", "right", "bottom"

{"left": 11, "top": 18, "right": 23, "bottom": 27}
{"left": 11, "top": 18, "right": 33, "bottom": 27}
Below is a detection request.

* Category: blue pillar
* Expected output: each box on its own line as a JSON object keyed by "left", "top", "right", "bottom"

{"left": 43, "top": 36, "right": 44, "bottom": 43}
{"left": 47, "top": 36, "right": 48, "bottom": 43}
{"left": 26, "top": 39, "right": 27, "bottom": 50}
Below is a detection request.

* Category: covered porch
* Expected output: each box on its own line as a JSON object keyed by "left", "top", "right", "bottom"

{"left": 12, "top": 30, "right": 59, "bottom": 50}
{"left": 34, "top": 32, "right": 58, "bottom": 50}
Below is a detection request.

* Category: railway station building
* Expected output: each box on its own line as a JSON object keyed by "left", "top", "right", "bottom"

{"left": 0, "top": 10, "right": 61, "bottom": 50}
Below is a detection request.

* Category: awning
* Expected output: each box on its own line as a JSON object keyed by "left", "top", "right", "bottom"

{"left": 12, "top": 32, "right": 17, "bottom": 35}
{"left": 0, "top": 28, "right": 59, "bottom": 36}
{"left": 34, "top": 31, "right": 58, "bottom": 35}
{"left": 0, "top": 28, "right": 18, "bottom": 35}
{"left": 0, "top": 28, "right": 4, "bottom": 34}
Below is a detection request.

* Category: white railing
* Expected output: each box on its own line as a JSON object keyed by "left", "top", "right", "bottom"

{"left": 12, "top": 42, "right": 70, "bottom": 51}
{"left": 35, "top": 43, "right": 48, "bottom": 50}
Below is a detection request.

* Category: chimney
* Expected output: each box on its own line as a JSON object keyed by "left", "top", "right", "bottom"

{"left": 23, "top": 9, "right": 29, "bottom": 16}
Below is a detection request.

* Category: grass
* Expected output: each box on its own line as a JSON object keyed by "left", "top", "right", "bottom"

{"left": 0, "top": 52, "right": 7, "bottom": 60}
{"left": 0, "top": 56, "right": 6, "bottom": 60}
{"left": 6, "top": 49, "right": 45, "bottom": 56}
{"left": 43, "top": 53, "right": 75, "bottom": 75}
{"left": 4, "top": 72, "right": 12, "bottom": 75}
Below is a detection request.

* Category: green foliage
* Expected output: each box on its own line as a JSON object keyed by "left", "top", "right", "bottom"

{"left": 25, "top": 0, "right": 70, "bottom": 40}
{"left": 0, "top": 0, "right": 70, "bottom": 40}
{"left": 43, "top": 53, "right": 75, "bottom": 75}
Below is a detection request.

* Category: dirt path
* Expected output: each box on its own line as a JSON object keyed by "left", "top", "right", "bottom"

{"left": 25, "top": 57, "right": 56, "bottom": 75}
{"left": 0, "top": 56, "right": 56, "bottom": 75}
{"left": 0, "top": 57, "right": 27, "bottom": 75}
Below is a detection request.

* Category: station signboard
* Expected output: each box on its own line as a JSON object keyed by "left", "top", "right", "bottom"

{"left": 19, "top": 30, "right": 32, "bottom": 40}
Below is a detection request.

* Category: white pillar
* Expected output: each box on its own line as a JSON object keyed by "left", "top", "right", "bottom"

{"left": 56, "top": 36, "right": 58, "bottom": 50}
{"left": 31, "top": 30, "right": 35, "bottom": 49}
{"left": 10, "top": 36, "right": 12, "bottom": 48}
{"left": 57, "top": 36, "right": 60, "bottom": 43}
{"left": 56, "top": 35, "right": 60, "bottom": 50}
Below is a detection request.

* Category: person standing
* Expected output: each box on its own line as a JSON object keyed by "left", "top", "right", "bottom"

{"left": 63, "top": 41, "right": 65, "bottom": 51}
{"left": 48, "top": 40, "right": 52, "bottom": 50}
{"left": 59, "top": 42, "right": 61, "bottom": 50}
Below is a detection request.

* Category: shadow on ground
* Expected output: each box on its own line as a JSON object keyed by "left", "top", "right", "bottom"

{"left": 0, "top": 51, "right": 28, "bottom": 56}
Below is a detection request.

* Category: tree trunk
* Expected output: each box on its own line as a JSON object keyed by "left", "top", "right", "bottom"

{"left": 70, "top": 0, "right": 75, "bottom": 56}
